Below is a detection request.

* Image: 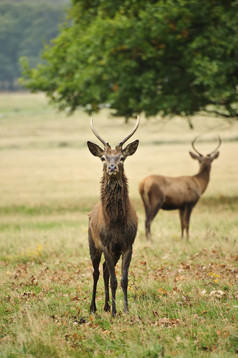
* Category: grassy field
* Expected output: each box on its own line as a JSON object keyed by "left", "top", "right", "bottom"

{"left": 0, "top": 93, "right": 237, "bottom": 357}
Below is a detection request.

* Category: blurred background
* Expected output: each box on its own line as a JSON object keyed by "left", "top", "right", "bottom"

{"left": 0, "top": 0, "right": 237, "bottom": 209}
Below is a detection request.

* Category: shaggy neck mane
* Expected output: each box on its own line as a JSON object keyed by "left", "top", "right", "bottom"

{"left": 100, "top": 171, "right": 129, "bottom": 224}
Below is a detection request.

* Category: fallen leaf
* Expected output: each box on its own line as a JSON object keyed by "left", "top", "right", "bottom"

{"left": 157, "top": 287, "right": 168, "bottom": 296}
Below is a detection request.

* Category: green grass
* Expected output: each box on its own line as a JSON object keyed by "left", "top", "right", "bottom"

{"left": 0, "top": 93, "right": 238, "bottom": 357}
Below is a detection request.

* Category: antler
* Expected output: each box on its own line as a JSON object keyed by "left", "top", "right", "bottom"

{"left": 191, "top": 136, "right": 202, "bottom": 156}
{"left": 207, "top": 135, "right": 222, "bottom": 156}
{"left": 90, "top": 117, "right": 109, "bottom": 147}
{"left": 119, "top": 116, "right": 140, "bottom": 147}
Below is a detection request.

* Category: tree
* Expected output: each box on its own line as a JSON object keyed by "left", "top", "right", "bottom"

{"left": 0, "top": 0, "right": 67, "bottom": 90}
{"left": 20, "top": 0, "right": 238, "bottom": 120}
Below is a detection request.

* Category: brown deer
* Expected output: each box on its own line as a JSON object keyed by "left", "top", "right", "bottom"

{"left": 139, "top": 136, "right": 221, "bottom": 241}
{"left": 87, "top": 116, "right": 139, "bottom": 317}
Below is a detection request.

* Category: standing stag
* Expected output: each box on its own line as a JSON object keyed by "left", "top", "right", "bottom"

{"left": 87, "top": 116, "right": 139, "bottom": 317}
{"left": 139, "top": 136, "right": 221, "bottom": 241}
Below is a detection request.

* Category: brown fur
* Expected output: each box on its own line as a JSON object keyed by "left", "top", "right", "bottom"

{"left": 139, "top": 148, "right": 220, "bottom": 241}
{"left": 87, "top": 127, "right": 139, "bottom": 317}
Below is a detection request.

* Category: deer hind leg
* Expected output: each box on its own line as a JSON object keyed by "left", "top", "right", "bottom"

{"left": 103, "top": 261, "right": 110, "bottom": 312}
{"left": 145, "top": 217, "right": 152, "bottom": 241}
{"left": 140, "top": 195, "right": 152, "bottom": 241}
{"left": 88, "top": 232, "right": 102, "bottom": 313}
{"left": 140, "top": 187, "right": 154, "bottom": 241}
{"left": 144, "top": 185, "right": 164, "bottom": 241}
{"left": 121, "top": 246, "right": 133, "bottom": 313}
{"left": 145, "top": 200, "right": 162, "bottom": 241}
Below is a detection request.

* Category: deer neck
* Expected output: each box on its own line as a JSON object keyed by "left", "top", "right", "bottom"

{"left": 100, "top": 171, "right": 129, "bottom": 224}
{"left": 194, "top": 164, "right": 211, "bottom": 194}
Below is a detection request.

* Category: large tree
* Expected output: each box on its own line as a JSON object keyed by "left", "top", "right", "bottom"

{"left": 21, "top": 0, "right": 238, "bottom": 119}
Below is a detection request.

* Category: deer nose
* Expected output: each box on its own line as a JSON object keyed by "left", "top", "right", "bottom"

{"left": 108, "top": 164, "right": 117, "bottom": 172}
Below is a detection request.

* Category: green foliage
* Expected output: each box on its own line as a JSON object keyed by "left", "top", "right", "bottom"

{"left": 21, "top": 0, "right": 238, "bottom": 119}
{"left": 0, "top": 0, "right": 67, "bottom": 90}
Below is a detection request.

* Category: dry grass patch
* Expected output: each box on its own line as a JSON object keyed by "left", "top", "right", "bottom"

{"left": 0, "top": 93, "right": 237, "bottom": 357}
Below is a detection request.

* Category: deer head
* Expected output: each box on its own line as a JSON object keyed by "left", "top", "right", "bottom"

{"left": 189, "top": 135, "right": 221, "bottom": 166}
{"left": 87, "top": 117, "right": 139, "bottom": 177}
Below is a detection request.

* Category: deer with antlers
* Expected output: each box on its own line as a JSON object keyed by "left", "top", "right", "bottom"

{"left": 139, "top": 136, "right": 221, "bottom": 241}
{"left": 87, "top": 117, "right": 139, "bottom": 317}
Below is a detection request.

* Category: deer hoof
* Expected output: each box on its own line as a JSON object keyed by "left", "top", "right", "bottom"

{"left": 112, "top": 309, "right": 117, "bottom": 317}
{"left": 104, "top": 304, "right": 110, "bottom": 312}
{"left": 90, "top": 304, "right": 96, "bottom": 313}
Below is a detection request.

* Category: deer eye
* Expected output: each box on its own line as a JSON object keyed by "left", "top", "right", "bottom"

{"left": 120, "top": 156, "right": 125, "bottom": 162}
{"left": 101, "top": 156, "right": 106, "bottom": 162}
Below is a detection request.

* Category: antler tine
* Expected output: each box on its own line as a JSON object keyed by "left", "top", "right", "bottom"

{"left": 191, "top": 136, "right": 203, "bottom": 156}
{"left": 119, "top": 116, "right": 140, "bottom": 147}
{"left": 208, "top": 135, "right": 222, "bottom": 156}
{"left": 90, "top": 117, "right": 108, "bottom": 147}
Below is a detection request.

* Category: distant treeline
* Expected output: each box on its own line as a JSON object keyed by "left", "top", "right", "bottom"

{"left": 0, "top": 0, "right": 69, "bottom": 91}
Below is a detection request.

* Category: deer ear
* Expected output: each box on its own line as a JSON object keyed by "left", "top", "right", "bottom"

{"left": 123, "top": 140, "right": 139, "bottom": 157}
{"left": 189, "top": 151, "right": 199, "bottom": 160}
{"left": 87, "top": 141, "right": 104, "bottom": 157}
{"left": 211, "top": 151, "right": 220, "bottom": 160}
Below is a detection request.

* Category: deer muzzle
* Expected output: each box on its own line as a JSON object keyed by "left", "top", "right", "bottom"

{"left": 107, "top": 164, "right": 118, "bottom": 175}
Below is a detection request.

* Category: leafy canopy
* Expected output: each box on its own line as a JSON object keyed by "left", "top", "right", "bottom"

{"left": 21, "top": 0, "right": 238, "bottom": 119}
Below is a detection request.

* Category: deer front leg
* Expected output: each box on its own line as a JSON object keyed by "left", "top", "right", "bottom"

{"left": 179, "top": 208, "right": 185, "bottom": 238}
{"left": 121, "top": 247, "right": 132, "bottom": 313}
{"left": 184, "top": 206, "right": 193, "bottom": 240}
{"left": 103, "top": 261, "right": 110, "bottom": 312}
{"left": 109, "top": 268, "right": 118, "bottom": 317}
{"left": 89, "top": 251, "right": 101, "bottom": 313}
{"left": 103, "top": 250, "right": 118, "bottom": 317}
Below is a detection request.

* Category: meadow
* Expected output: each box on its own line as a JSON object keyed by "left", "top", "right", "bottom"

{"left": 0, "top": 93, "right": 237, "bottom": 357}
